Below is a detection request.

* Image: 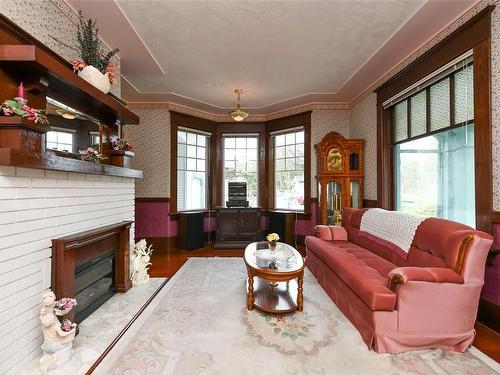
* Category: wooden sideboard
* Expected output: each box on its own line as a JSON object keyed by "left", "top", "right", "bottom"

{"left": 214, "top": 207, "right": 261, "bottom": 249}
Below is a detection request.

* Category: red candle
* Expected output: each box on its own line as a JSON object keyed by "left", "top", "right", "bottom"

{"left": 17, "top": 82, "right": 24, "bottom": 99}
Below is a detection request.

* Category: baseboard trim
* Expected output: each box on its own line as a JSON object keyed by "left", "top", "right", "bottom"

{"left": 477, "top": 298, "right": 500, "bottom": 333}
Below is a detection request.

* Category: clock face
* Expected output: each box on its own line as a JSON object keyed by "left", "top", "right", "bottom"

{"left": 327, "top": 148, "right": 342, "bottom": 171}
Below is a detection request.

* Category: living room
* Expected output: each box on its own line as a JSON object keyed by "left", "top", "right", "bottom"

{"left": 0, "top": 0, "right": 499, "bottom": 374}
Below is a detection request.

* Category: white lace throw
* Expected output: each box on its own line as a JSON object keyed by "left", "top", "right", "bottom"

{"left": 359, "top": 208, "right": 428, "bottom": 256}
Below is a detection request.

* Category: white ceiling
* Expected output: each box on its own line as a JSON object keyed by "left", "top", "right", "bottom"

{"left": 69, "top": 0, "right": 479, "bottom": 115}
{"left": 117, "top": 0, "right": 423, "bottom": 107}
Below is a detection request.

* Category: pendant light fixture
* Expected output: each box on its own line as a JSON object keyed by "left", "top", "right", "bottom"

{"left": 229, "top": 89, "right": 249, "bottom": 122}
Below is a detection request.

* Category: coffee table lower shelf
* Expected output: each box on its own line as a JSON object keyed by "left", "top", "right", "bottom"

{"left": 246, "top": 277, "right": 302, "bottom": 314}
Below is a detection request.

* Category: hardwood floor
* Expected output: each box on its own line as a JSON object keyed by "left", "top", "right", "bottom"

{"left": 149, "top": 246, "right": 500, "bottom": 363}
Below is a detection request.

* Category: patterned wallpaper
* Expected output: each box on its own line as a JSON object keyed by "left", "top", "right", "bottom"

{"left": 310, "top": 109, "right": 350, "bottom": 198}
{"left": 123, "top": 109, "right": 171, "bottom": 198}
{"left": 491, "top": 3, "right": 500, "bottom": 210}
{"left": 350, "top": 93, "right": 377, "bottom": 201}
{"left": 0, "top": 0, "right": 121, "bottom": 97}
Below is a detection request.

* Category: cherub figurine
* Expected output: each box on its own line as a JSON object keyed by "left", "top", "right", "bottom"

{"left": 131, "top": 239, "right": 153, "bottom": 286}
{"left": 39, "top": 291, "right": 77, "bottom": 372}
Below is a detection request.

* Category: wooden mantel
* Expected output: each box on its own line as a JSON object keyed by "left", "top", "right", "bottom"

{"left": 0, "top": 44, "right": 138, "bottom": 125}
{"left": 0, "top": 14, "right": 142, "bottom": 178}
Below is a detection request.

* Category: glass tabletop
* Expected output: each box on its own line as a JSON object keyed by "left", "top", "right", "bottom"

{"left": 244, "top": 241, "right": 304, "bottom": 273}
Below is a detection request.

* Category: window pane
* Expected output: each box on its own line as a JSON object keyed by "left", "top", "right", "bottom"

{"left": 184, "top": 171, "right": 206, "bottom": 210}
{"left": 275, "top": 146, "right": 285, "bottom": 159}
{"left": 285, "top": 132, "right": 295, "bottom": 145}
{"left": 275, "top": 135, "right": 285, "bottom": 147}
{"left": 275, "top": 159, "right": 285, "bottom": 171}
{"left": 225, "top": 149, "right": 235, "bottom": 161}
{"left": 177, "top": 156, "right": 186, "bottom": 170}
{"left": 47, "top": 131, "right": 57, "bottom": 142}
{"left": 197, "top": 146, "right": 205, "bottom": 159}
{"left": 430, "top": 78, "right": 450, "bottom": 131}
{"left": 454, "top": 64, "right": 474, "bottom": 124}
{"left": 394, "top": 125, "right": 475, "bottom": 227}
{"left": 178, "top": 131, "right": 186, "bottom": 144}
{"left": 223, "top": 136, "right": 259, "bottom": 207}
{"left": 225, "top": 160, "right": 235, "bottom": 171}
{"left": 296, "top": 143, "right": 304, "bottom": 157}
{"left": 410, "top": 91, "right": 427, "bottom": 137}
{"left": 187, "top": 145, "right": 196, "bottom": 158}
{"left": 187, "top": 132, "right": 197, "bottom": 145}
{"left": 286, "top": 158, "right": 296, "bottom": 170}
{"left": 197, "top": 159, "right": 205, "bottom": 172}
{"left": 197, "top": 134, "right": 206, "bottom": 147}
{"left": 286, "top": 145, "right": 295, "bottom": 158}
{"left": 247, "top": 138, "right": 257, "bottom": 148}
{"left": 236, "top": 138, "right": 246, "bottom": 148}
{"left": 247, "top": 148, "right": 257, "bottom": 161}
{"left": 394, "top": 100, "right": 408, "bottom": 142}
{"left": 296, "top": 131, "right": 304, "bottom": 144}
{"left": 186, "top": 158, "right": 196, "bottom": 171}
{"left": 178, "top": 144, "right": 186, "bottom": 157}
{"left": 275, "top": 171, "right": 304, "bottom": 210}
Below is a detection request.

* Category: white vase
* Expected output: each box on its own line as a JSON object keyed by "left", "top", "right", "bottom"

{"left": 78, "top": 65, "right": 111, "bottom": 94}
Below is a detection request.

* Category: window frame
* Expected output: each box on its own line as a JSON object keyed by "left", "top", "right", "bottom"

{"left": 271, "top": 128, "right": 306, "bottom": 211}
{"left": 267, "top": 111, "right": 311, "bottom": 215}
{"left": 221, "top": 134, "right": 260, "bottom": 207}
{"left": 375, "top": 6, "right": 493, "bottom": 232}
{"left": 170, "top": 112, "right": 214, "bottom": 215}
{"left": 176, "top": 127, "right": 210, "bottom": 212}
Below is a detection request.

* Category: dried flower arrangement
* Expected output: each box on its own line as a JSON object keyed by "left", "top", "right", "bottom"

{"left": 79, "top": 146, "right": 106, "bottom": 163}
{"left": 0, "top": 97, "right": 48, "bottom": 125}
{"left": 72, "top": 10, "right": 119, "bottom": 85}
{"left": 112, "top": 138, "right": 135, "bottom": 152}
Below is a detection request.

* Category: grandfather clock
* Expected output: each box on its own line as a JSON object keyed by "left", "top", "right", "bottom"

{"left": 315, "top": 132, "right": 364, "bottom": 225}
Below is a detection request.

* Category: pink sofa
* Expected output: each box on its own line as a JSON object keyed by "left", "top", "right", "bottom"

{"left": 305, "top": 208, "right": 493, "bottom": 353}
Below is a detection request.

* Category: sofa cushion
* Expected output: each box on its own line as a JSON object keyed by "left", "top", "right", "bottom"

{"left": 305, "top": 236, "right": 397, "bottom": 311}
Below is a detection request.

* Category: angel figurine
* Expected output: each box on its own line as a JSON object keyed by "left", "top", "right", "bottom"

{"left": 39, "top": 291, "right": 77, "bottom": 372}
{"left": 131, "top": 239, "right": 154, "bottom": 286}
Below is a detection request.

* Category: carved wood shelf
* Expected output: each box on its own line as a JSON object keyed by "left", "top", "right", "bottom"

{"left": 0, "top": 147, "right": 143, "bottom": 178}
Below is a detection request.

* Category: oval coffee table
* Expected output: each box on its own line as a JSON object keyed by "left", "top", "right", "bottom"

{"left": 244, "top": 241, "right": 305, "bottom": 313}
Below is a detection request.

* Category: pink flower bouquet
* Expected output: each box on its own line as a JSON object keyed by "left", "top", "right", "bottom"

{"left": 112, "top": 138, "right": 134, "bottom": 152}
{"left": 54, "top": 297, "right": 77, "bottom": 311}
{"left": 61, "top": 319, "right": 77, "bottom": 332}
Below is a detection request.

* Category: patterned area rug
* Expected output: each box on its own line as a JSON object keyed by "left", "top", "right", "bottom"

{"left": 108, "top": 258, "right": 499, "bottom": 375}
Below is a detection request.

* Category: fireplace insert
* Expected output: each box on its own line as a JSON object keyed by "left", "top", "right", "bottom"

{"left": 74, "top": 250, "right": 115, "bottom": 323}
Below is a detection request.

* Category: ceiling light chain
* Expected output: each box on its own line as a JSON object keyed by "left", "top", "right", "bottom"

{"left": 229, "top": 88, "right": 249, "bottom": 122}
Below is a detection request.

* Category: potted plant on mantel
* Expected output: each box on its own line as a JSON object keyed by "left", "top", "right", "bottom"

{"left": 110, "top": 138, "right": 135, "bottom": 168}
{"left": 72, "top": 11, "right": 119, "bottom": 94}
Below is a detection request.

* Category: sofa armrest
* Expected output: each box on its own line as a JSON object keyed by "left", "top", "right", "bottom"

{"left": 315, "top": 225, "right": 348, "bottom": 241}
{"left": 388, "top": 267, "right": 464, "bottom": 292}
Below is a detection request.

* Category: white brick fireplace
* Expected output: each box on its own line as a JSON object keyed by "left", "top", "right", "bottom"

{"left": 0, "top": 166, "right": 135, "bottom": 374}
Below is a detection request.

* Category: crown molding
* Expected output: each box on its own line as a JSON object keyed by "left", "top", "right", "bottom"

{"left": 127, "top": 101, "right": 350, "bottom": 122}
